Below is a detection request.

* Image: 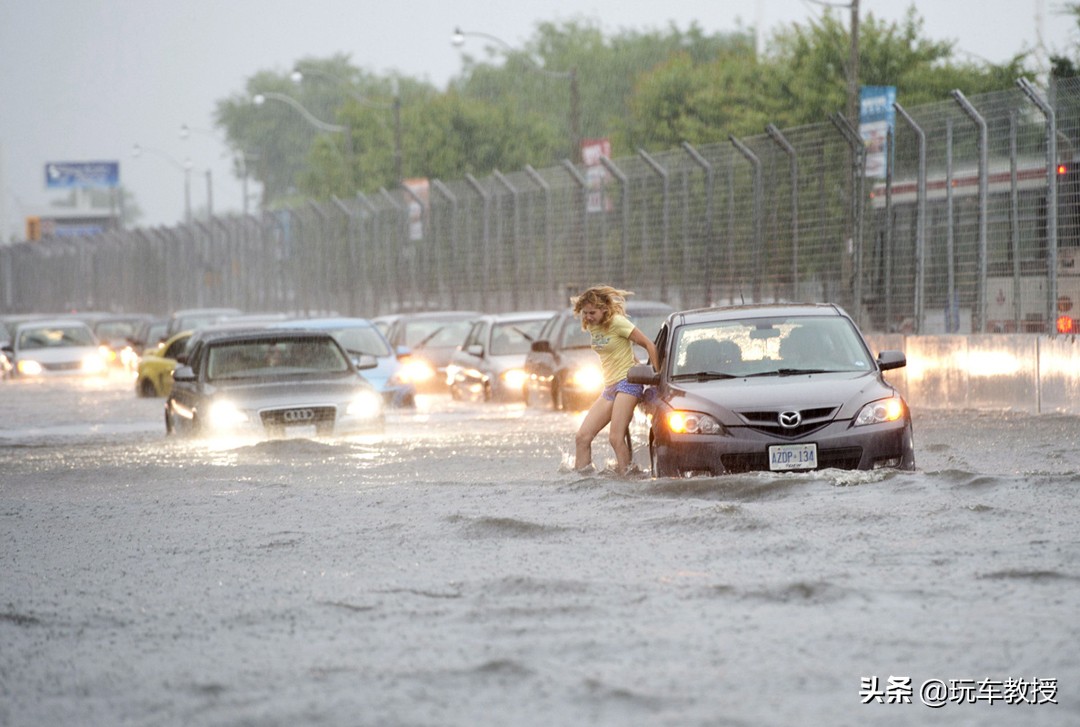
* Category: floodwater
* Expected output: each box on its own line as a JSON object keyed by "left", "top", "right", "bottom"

{"left": 1, "top": 373, "right": 1078, "bottom": 727}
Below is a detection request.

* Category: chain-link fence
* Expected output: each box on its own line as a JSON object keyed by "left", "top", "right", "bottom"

{"left": 4, "top": 77, "right": 1080, "bottom": 335}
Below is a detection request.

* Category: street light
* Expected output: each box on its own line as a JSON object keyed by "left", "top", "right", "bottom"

{"left": 290, "top": 67, "right": 404, "bottom": 185}
{"left": 132, "top": 142, "right": 192, "bottom": 226}
{"left": 452, "top": 26, "right": 580, "bottom": 162}
{"left": 253, "top": 90, "right": 355, "bottom": 189}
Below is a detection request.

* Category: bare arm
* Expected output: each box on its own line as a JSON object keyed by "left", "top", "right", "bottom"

{"left": 628, "top": 327, "right": 659, "bottom": 371}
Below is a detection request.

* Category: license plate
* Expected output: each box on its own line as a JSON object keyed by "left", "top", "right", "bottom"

{"left": 283, "top": 424, "right": 317, "bottom": 438}
{"left": 768, "top": 443, "right": 818, "bottom": 471}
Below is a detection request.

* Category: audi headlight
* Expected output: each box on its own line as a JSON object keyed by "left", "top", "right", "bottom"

{"left": 665, "top": 410, "right": 725, "bottom": 435}
{"left": 569, "top": 364, "right": 604, "bottom": 391}
{"left": 854, "top": 396, "right": 905, "bottom": 426}
{"left": 500, "top": 368, "right": 528, "bottom": 390}
{"left": 347, "top": 389, "right": 383, "bottom": 418}
{"left": 208, "top": 400, "right": 249, "bottom": 429}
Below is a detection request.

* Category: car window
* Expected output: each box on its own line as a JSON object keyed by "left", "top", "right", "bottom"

{"left": 491, "top": 319, "right": 547, "bottom": 355}
{"left": 207, "top": 339, "right": 349, "bottom": 381}
{"left": 331, "top": 327, "right": 392, "bottom": 357}
{"left": 18, "top": 325, "right": 95, "bottom": 349}
{"left": 163, "top": 336, "right": 191, "bottom": 360}
{"left": 558, "top": 317, "right": 592, "bottom": 349}
{"left": 403, "top": 319, "right": 472, "bottom": 348}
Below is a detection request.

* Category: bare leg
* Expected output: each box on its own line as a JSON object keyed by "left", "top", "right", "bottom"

{"left": 608, "top": 392, "right": 639, "bottom": 474}
{"left": 575, "top": 397, "right": 614, "bottom": 470}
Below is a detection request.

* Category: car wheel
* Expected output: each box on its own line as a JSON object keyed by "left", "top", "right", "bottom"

{"left": 164, "top": 403, "right": 175, "bottom": 435}
{"left": 483, "top": 381, "right": 493, "bottom": 402}
{"left": 552, "top": 381, "right": 564, "bottom": 411}
{"left": 900, "top": 422, "right": 916, "bottom": 470}
{"left": 138, "top": 378, "right": 156, "bottom": 398}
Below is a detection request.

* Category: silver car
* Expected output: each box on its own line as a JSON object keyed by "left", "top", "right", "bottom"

{"left": 165, "top": 329, "right": 383, "bottom": 439}
{"left": 446, "top": 311, "right": 554, "bottom": 402}
{"left": 630, "top": 303, "right": 915, "bottom": 477}
{"left": 2, "top": 318, "right": 108, "bottom": 378}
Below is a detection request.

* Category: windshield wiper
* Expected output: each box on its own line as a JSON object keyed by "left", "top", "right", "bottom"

{"left": 671, "top": 370, "right": 738, "bottom": 381}
{"left": 413, "top": 326, "right": 445, "bottom": 350}
{"left": 776, "top": 367, "right": 829, "bottom": 376}
{"left": 512, "top": 326, "right": 535, "bottom": 342}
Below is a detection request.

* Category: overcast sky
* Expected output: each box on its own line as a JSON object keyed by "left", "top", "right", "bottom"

{"left": 0, "top": 0, "right": 1074, "bottom": 240}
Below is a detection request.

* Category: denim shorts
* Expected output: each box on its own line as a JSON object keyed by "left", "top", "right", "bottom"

{"left": 601, "top": 379, "right": 645, "bottom": 401}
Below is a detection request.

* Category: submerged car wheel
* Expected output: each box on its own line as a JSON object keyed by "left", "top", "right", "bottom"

{"left": 164, "top": 404, "right": 174, "bottom": 435}
{"left": 650, "top": 438, "right": 679, "bottom": 478}
{"left": 138, "top": 378, "right": 157, "bottom": 398}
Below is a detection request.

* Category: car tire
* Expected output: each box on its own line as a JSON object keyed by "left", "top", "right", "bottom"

{"left": 138, "top": 378, "right": 156, "bottom": 398}
{"left": 164, "top": 404, "right": 175, "bottom": 435}
{"left": 650, "top": 440, "right": 678, "bottom": 478}
{"left": 552, "top": 381, "right": 564, "bottom": 411}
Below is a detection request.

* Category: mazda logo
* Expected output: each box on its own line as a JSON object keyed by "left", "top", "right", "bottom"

{"left": 282, "top": 408, "right": 315, "bottom": 422}
{"left": 778, "top": 410, "right": 802, "bottom": 428}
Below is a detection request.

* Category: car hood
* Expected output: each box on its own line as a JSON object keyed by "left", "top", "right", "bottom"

{"left": 202, "top": 376, "right": 376, "bottom": 408}
{"left": 18, "top": 345, "right": 98, "bottom": 364}
{"left": 661, "top": 371, "right": 894, "bottom": 423}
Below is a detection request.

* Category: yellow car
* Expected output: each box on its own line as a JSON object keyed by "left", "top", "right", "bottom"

{"left": 135, "top": 330, "right": 192, "bottom": 397}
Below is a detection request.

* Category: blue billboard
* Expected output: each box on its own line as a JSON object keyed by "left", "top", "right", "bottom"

{"left": 859, "top": 86, "right": 896, "bottom": 179}
{"left": 45, "top": 161, "right": 120, "bottom": 189}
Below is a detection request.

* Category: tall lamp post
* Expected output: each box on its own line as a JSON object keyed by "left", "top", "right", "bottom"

{"left": 253, "top": 90, "right": 355, "bottom": 189}
{"left": 451, "top": 26, "right": 580, "bottom": 163}
{"left": 290, "top": 67, "right": 403, "bottom": 185}
{"left": 132, "top": 142, "right": 192, "bottom": 226}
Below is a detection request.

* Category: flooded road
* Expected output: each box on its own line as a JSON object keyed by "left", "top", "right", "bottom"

{"left": 1, "top": 374, "right": 1078, "bottom": 726}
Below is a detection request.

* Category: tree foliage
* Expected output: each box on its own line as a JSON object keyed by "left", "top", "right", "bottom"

{"left": 213, "top": 11, "right": 1042, "bottom": 209}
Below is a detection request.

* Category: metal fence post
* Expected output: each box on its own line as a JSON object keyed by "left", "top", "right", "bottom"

{"left": 524, "top": 165, "right": 556, "bottom": 308}
{"left": 729, "top": 135, "right": 763, "bottom": 304}
{"left": 493, "top": 170, "right": 521, "bottom": 309}
{"left": 681, "top": 142, "right": 715, "bottom": 307}
{"left": 830, "top": 112, "right": 867, "bottom": 325}
{"left": 952, "top": 90, "right": 990, "bottom": 333}
{"left": 637, "top": 149, "right": 671, "bottom": 301}
{"left": 1017, "top": 77, "right": 1059, "bottom": 334}
{"left": 764, "top": 126, "right": 799, "bottom": 301}
{"left": 431, "top": 179, "right": 459, "bottom": 309}
{"left": 465, "top": 173, "right": 491, "bottom": 305}
{"left": 894, "top": 103, "right": 927, "bottom": 333}
{"left": 560, "top": 159, "right": 590, "bottom": 287}
{"left": 598, "top": 156, "right": 629, "bottom": 288}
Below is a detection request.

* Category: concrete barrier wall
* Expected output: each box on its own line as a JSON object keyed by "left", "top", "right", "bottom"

{"left": 864, "top": 334, "right": 1080, "bottom": 415}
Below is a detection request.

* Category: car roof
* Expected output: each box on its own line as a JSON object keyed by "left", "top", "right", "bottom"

{"left": 474, "top": 310, "right": 556, "bottom": 323}
{"left": 273, "top": 316, "right": 376, "bottom": 328}
{"left": 13, "top": 318, "right": 94, "bottom": 330}
{"left": 670, "top": 303, "right": 849, "bottom": 326}
{"left": 388, "top": 310, "right": 480, "bottom": 321}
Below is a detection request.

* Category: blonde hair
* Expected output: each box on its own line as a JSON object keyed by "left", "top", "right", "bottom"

{"left": 572, "top": 285, "right": 634, "bottom": 329}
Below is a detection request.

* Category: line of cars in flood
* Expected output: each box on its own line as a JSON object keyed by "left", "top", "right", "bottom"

{"left": 3, "top": 301, "right": 916, "bottom": 476}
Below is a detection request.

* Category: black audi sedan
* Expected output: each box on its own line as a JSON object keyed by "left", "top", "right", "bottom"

{"left": 629, "top": 303, "right": 915, "bottom": 477}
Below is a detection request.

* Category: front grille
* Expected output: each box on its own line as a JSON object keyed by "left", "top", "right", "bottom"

{"left": 720, "top": 446, "right": 863, "bottom": 473}
{"left": 738, "top": 406, "right": 838, "bottom": 438}
{"left": 260, "top": 406, "right": 337, "bottom": 434}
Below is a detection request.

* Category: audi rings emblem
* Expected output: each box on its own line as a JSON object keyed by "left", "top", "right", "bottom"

{"left": 778, "top": 410, "right": 802, "bottom": 428}
{"left": 282, "top": 408, "right": 315, "bottom": 423}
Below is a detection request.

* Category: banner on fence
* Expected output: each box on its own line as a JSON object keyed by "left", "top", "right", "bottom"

{"left": 859, "top": 86, "right": 896, "bottom": 179}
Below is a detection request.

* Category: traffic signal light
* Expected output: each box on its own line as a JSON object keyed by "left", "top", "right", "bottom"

{"left": 25, "top": 216, "right": 41, "bottom": 241}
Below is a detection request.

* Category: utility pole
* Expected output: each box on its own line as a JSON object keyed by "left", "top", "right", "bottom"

{"left": 848, "top": 0, "right": 860, "bottom": 124}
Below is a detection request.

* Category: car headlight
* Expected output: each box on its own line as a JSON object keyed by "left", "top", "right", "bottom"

{"left": 347, "top": 389, "right": 384, "bottom": 418}
{"left": 208, "top": 400, "right": 249, "bottom": 429}
{"left": 82, "top": 353, "right": 107, "bottom": 374}
{"left": 17, "top": 359, "right": 43, "bottom": 376}
{"left": 665, "top": 410, "right": 725, "bottom": 435}
{"left": 398, "top": 357, "right": 436, "bottom": 384}
{"left": 854, "top": 396, "right": 906, "bottom": 426}
{"left": 569, "top": 364, "right": 604, "bottom": 391}
{"left": 500, "top": 368, "right": 528, "bottom": 390}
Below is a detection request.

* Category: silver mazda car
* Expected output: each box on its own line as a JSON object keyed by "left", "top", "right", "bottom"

{"left": 629, "top": 303, "right": 915, "bottom": 476}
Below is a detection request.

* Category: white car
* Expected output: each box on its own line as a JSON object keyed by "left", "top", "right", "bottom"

{"left": 2, "top": 319, "right": 108, "bottom": 378}
{"left": 447, "top": 311, "right": 554, "bottom": 402}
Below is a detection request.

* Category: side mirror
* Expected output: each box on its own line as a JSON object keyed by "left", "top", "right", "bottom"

{"left": 530, "top": 339, "right": 553, "bottom": 354}
{"left": 627, "top": 363, "right": 659, "bottom": 386}
{"left": 466, "top": 343, "right": 483, "bottom": 357}
{"left": 877, "top": 350, "right": 907, "bottom": 371}
{"left": 395, "top": 345, "right": 412, "bottom": 360}
{"left": 353, "top": 354, "right": 378, "bottom": 370}
{"left": 173, "top": 365, "right": 196, "bottom": 382}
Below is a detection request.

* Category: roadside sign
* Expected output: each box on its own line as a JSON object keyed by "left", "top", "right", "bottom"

{"left": 44, "top": 161, "right": 120, "bottom": 189}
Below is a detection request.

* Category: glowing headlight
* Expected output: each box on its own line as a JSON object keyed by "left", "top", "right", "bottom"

{"left": 569, "top": 365, "right": 604, "bottom": 391}
{"left": 82, "top": 353, "right": 107, "bottom": 374}
{"left": 398, "top": 358, "right": 436, "bottom": 384}
{"left": 665, "top": 411, "right": 724, "bottom": 435}
{"left": 347, "top": 389, "right": 383, "bottom": 418}
{"left": 17, "top": 359, "right": 43, "bottom": 376}
{"left": 208, "top": 400, "right": 249, "bottom": 429}
{"left": 854, "top": 397, "right": 905, "bottom": 426}
{"left": 500, "top": 368, "right": 528, "bottom": 390}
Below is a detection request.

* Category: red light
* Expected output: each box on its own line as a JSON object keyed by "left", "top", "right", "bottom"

{"left": 1058, "top": 164, "right": 1068, "bottom": 175}
{"left": 1056, "top": 315, "right": 1075, "bottom": 334}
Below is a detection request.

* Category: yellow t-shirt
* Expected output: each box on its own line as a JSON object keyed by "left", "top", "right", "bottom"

{"left": 588, "top": 314, "right": 637, "bottom": 386}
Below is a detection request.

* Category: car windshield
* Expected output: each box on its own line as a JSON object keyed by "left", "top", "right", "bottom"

{"left": 490, "top": 319, "right": 547, "bottom": 355}
{"left": 671, "top": 315, "right": 873, "bottom": 378}
{"left": 95, "top": 321, "right": 140, "bottom": 339}
{"left": 206, "top": 339, "right": 349, "bottom": 381}
{"left": 330, "top": 327, "right": 392, "bottom": 357}
{"left": 403, "top": 319, "right": 472, "bottom": 348}
{"left": 18, "top": 325, "right": 95, "bottom": 349}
